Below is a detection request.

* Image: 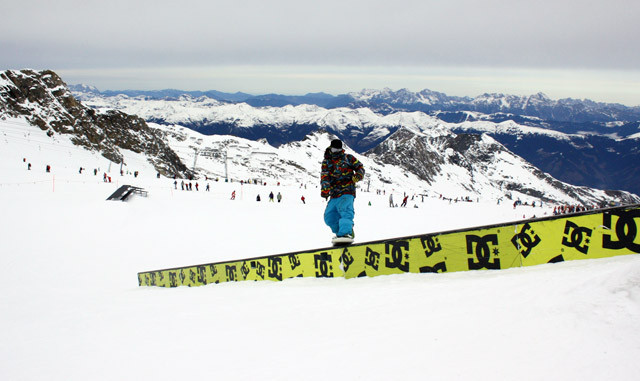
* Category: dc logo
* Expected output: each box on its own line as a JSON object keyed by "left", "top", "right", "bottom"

{"left": 562, "top": 221, "right": 592, "bottom": 254}
{"left": 420, "top": 235, "right": 442, "bottom": 258}
{"left": 197, "top": 266, "right": 207, "bottom": 285}
{"left": 466, "top": 234, "right": 500, "bottom": 270}
{"left": 314, "top": 253, "right": 334, "bottom": 277}
{"left": 289, "top": 254, "right": 302, "bottom": 270}
{"left": 241, "top": 262, "right": 251, "bottom": 279}
{"left": 385, "top": 241, "right": 410, "bottom": 272}
{"left": 179, "top": 269, "right": 186, "bottom": 284}
{"left": 268, "top": 257, "right": 283, "bottom": 281}
{"left": 225, "top": 265, "right": 237, "bottom": 282}
{"left": 341, "top": 249, "right": 355, "bottom": 272}
{"left": 511, "top": 223, "right": 541, "bottom": 258}
{"left": 419, "top": 262, "right": 447, "bottom": 273}
{"left": 255, "top": 261, "right": 266, "bottom": 279}
{"left": 169, "top": 272, "right": 178, "bottom": 287}
{"left": 602, "top": 210, "right": 640, "bottom": 253}
{"left": 364, "top": 247, "right": 380, "bottom": 270}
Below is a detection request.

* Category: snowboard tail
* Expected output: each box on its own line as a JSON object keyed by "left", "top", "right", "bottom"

{"left": 332, "top": 236, "right": 354, "bottom": 246}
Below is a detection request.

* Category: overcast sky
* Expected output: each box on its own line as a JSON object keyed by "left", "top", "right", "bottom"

{"left": 2, "top": 0, "right": 640, "bottom": 105}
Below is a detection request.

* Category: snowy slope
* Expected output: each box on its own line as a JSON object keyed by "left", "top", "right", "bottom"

{"left": 157, "top": 121, "right": 626, "bottom": 207}
{"left": 2, "top": 117, "right": 640, "bottom": 381}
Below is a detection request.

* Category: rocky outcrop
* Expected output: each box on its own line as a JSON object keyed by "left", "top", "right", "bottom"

{"left": 0, "top": 69, "right": 192, "bottom": 178}
{"left": 365, "top": 126, "right": 640, "bottom": 205}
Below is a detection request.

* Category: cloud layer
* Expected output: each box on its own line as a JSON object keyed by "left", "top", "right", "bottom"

{"left": 3, "top": 0, "right": 639, "bottom": 104}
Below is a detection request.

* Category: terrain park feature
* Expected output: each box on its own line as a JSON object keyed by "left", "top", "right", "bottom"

{"left": 107, "top": 185, "right": 148, "bottom": 201}
{"left": 138, "top": 204, "right": 640, "bottom": 288}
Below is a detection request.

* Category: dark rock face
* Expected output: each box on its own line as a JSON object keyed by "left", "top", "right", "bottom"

{"left": 365, "top": 127, "right": 640, "bottom": 205}
{"left": 0, "top": 69, "right": 191, "bottom": 178}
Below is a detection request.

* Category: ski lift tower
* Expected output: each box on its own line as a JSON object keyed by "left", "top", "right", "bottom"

{"left": 224, "top": 149, "right": 228, "bottom": 181}
{"left": 192, "top": 147, "right": 199, "bottom": 172}
{"left": 224, "top": 144, "right": 239, "bottom": 181}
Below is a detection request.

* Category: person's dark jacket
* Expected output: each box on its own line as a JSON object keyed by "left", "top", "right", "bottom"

{"left": 321, "top": 148, "right": 365, "bottom": 199}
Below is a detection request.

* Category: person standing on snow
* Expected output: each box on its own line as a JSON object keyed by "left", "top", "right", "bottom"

{"left": 321, "top": 139, "right": 365, "bottom": 243}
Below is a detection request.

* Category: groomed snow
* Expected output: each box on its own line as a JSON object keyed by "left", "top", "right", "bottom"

{"left": 1, "top": 119, "right": 639, "bottom": 380}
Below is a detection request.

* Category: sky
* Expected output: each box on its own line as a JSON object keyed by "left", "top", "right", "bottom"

{"left": 2, "top": 0, "right": 640, "bottom": 106}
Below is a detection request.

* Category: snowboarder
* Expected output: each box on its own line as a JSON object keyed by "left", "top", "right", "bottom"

{"left": 321, "top": 139, "right": 365, "bottom": 245}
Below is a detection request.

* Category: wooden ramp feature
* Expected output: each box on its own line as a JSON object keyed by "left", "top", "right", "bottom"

{"left": 107, "top": 185, "right": 148, "bottom": 201}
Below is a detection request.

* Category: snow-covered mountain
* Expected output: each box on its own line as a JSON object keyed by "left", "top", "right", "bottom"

{"left": 73, "top": 85, "right": 640, "bottom": 196}
{"left": 71, "top": 85, "right": 640, "bottom": 123}
{"left": 2, "top": 69, "right": 638, "bottom": 206}
{"left": 152, "top": 122, "right": 636, "bottom": 206}
{"left": 346, "top": 87, "right": 640, "bottom": 123}
{"left": 0, "top": 70, "right": 191, "bottom": 178}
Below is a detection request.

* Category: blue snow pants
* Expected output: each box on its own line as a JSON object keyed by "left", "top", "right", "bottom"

{"left": 324, "top": 194, "right": 355, "bottom": 236}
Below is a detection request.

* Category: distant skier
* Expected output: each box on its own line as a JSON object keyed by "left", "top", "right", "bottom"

{"left": 269, "top": 191, "right": 274, "bottom": 202}
{"left": 277, "top": 192, "right": 282, "bottom": 203}
{"left": 401, "top": 195, "right": 408, "bottom": 207}
{"left": 389, "top": 193, "right": 394, "bottom": 207}
{"left": 321, "top": 139, "right": 365, "bottom": 245}
{"left": 231, "top": 190, "right": 236, "bottom": 200}
{"left": 301, "top": 195, "right": 306, "bottom": 204}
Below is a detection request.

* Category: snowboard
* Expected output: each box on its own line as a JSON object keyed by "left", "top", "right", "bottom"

{"left": 332, "top": 236, "right": 354, "bottom": 246}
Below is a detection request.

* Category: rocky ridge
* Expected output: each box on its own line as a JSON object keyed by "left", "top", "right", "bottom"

{"left": 0, "top": 69, "right": 191, "bottom": 178}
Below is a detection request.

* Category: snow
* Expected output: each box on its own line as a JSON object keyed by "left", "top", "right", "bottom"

{"left": 2, "top": 118, "right": 640, "bottom": 380}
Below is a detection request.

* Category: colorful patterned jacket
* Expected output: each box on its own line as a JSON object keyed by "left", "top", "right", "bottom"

{"left": 321, "top": 148, "right": 365, "bottom": 199}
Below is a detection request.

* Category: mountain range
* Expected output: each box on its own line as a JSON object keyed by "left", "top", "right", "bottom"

{"left": 70, "top": 84, "right": 640, "bottom": 124}
{"left": 71, "top": 84, "right": 640, "bottom": 197}
{"left": 1, "top": 69, "right": 638, "bottom": 206}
